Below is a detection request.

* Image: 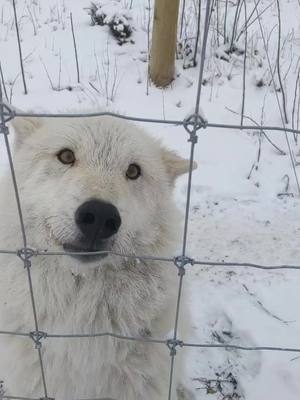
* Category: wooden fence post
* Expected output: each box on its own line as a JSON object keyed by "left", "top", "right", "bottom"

{"left": 149, "top": 0, "right": 180, "bottom": 87}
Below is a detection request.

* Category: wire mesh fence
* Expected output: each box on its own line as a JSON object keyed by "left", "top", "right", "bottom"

{"left": 1, "top": 0, "right": 300, "bottom": 399}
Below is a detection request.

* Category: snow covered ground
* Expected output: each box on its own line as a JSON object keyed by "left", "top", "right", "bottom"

{"left": 1, "top": 0, "right": 300, "bottom": 398}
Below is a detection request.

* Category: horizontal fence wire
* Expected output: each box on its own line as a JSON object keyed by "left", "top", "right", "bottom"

{"left": 2, "top": 108, "right": 300, "bottom": 135}
{"left": 1, "top": 248, "right": 300, "bottom": 270}
{"left": 1, "top": 328, "right": 300, "bottom": 353}
{"left": 1, "top": 325, "right": 300, "bottom": 381}
{"left": 1, "top": 0, "right": 300, "bottom": 399}
{"left": 1, "top": 101, "right": 300, "bottom": 134}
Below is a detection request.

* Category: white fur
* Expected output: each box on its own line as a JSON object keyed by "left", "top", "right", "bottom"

{"left": 0, "top": 115, "right": 196, "bottom": 399}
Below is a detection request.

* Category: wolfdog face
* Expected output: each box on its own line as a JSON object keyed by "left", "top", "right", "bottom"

{"left": 10, "top": 116, "right": 195, "bottom": 265}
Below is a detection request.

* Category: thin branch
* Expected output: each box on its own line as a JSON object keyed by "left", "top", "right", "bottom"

{"left": 179, "top": 0, "right": 186, "bottom": 39}
{"left": 226, "top": 106, "right": 286, "bottom": 155}
{"left": 275, "top": 0, "right": 288, "bottom": 124}
{"left": 291, "top": 69, "right": 300, "bottom": 144}
{"left": 193, "top": 0, "right": 202, "bottom": 67}
{"left": 39, "top": 56, "right": 55, "bottom": 90}
{"left": 146, "top": 0, "right": 151, "bottom": 95}
{"left": 241, "top": 0, "right": 247, "bottom": 126}
{"left": 70, "top": 12, "right": 80, "bottom": 84}
{"left": 12, "top": 0, "right": 28, "bottom": 94}
{"left": 0, "top": 61, "right": 8, "bottom": 101}
{"left": 224, "top": 0, "right": 228, "bottom": 43}
{"left": 242, "top": 284, "right": 292, "bottom": 324}
{"left": 229, "top": 0, "right": 242, "bottom": 51}
{"left": 216, "top": 0, "right": 220, "bottom": 47}
{"left": 236, "top": 0, "right": 265, "bottom": 42}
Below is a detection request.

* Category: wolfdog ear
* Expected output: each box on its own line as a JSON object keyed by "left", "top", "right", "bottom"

{"left": 161, "top": 148, "right": 197, "bottom": 180}
{"left": 10, "top": 116, "right": 41, "bottom": 136}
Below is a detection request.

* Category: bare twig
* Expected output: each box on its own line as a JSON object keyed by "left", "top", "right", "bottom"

{"left": 240, "top": 0, "right": 247, "bottom": 126}
{"left": 275, "top": 0, "right": 288, "bottom": 124}
{"left": 58, "top": 48, "right": 62, "bottom": 90}
{"left": 12, "top": 0, "right": 28, "bottom": 94}
{"left": 216, "top": 0, "right": 220, "bottom": 47}
{"left": 226, "top": 107, "right": 286, "bottom": 155}
{"left": 229, "top": 0, "right": 242, "bottom": 52}
{"left": 146, "top": 0, "right": 151, "bottom": 95}
{"left": 39, "top": 56, "right": 55, "bottom": 90}
{"left": 179, "top": 0, "right": 186, "bottom": 39}
{"left": 242, "top": 284, "right": 292, "bottom": 324}
{"left": 94, "top": 46, "right": 105, "bottom": 96}
{"left": 291, "top": 69, "right": 300, "bottom": 144}
{"left": 0, "top": 61, "right": 8, "bottom": 101}
{"left": 7, "top": 73, "right": 21, "bottom": 103}
{"left": 161, "top": 89, "right": 166, "bottom": 120}
{"left": 26, "top": 4, "right": 37, "bottom": 36}
{"left": 70, "top": 12, "right": 80, "bottom": 84}
{"left": 236, "top": 0, "right": 263, "bottom": 42}
{"left": 89, "top": 81, "right": 101, "bottom": 95}
{"left": 297, "top": 82, "right": 300, "bottom": 139}
{"left": 224, "top": 0, "right": 228, "bottom": 43}
{"left": 282, "top": 174, "right": 290, "bottom": 193}
{"left": 193, "top": 0, "right": 202, "bottom": 67}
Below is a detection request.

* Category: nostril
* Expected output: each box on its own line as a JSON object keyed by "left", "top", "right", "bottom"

{"left": 105, "top": 218, "right": 119, "bottom": 233}
{"left": 82, "top": 212, "right": 95, "bottom": 225}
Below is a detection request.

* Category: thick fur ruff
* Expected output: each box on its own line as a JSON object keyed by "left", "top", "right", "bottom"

{"left": 0, "top": 115, "right": 196, "bottom": 399}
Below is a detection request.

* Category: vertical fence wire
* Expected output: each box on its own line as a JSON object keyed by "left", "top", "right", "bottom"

{"left": 167, "top": 1, "right": 212, "bottom": 399}
{"left": 0, "top": 66, "right": 48, "bottom": 399}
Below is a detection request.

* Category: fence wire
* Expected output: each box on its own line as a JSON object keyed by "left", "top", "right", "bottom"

{"left": 0, "top": 0, "right": 300, "bottom": 400}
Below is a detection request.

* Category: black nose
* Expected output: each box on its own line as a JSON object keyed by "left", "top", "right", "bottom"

{"left": 75, "top": 200, "right": 121, "bottom": 241}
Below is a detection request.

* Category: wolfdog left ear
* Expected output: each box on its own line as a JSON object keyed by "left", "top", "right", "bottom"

{"left": 161, "top": 147, "right": 197, "bottom": 179}
{"left": 10, "top": 115, "right": 41, "bottom": 137}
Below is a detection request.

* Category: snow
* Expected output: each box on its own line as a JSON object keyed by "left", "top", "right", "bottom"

{"left": 185, "top": 196, "right": 300, "bottom": 399}
{"left": 1, "top": 0, "right": 300, "bottom": 398}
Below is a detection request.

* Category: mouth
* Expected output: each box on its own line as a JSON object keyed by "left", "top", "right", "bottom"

{"left": 62, "top": 241, "right": 109, "bottom": 262}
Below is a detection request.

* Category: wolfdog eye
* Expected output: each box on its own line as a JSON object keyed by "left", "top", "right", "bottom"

{"left": 126, "top": 163, "right": 141, "bottom": 180}
{"left": 57, "top": 149, "right": 76, "bottom": 165}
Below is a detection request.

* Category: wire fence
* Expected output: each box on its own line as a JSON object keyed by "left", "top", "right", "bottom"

{"left": 1, "top": 0, "right": 300, "bottom": 399}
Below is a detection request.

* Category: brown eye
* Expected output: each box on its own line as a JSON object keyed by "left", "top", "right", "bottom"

{"left": 126, "top": 163, "right": 141, "bottom": 180}
{"left": 57, "top": 149, "right": 76, "bottom": 165}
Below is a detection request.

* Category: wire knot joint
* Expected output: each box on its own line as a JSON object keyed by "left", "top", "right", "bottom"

{"left": 0, "top": 101, "right": 15, "bottom": 126}
{"left": 183, "top": 113, "right": 207, "bottom": 143}
{"left": 174, "top": 255, "right": 194, "bottom": 275}
{"left": 30, "top": 330, "right": 47, "bottom": 349}
{"left": 17, "top": 247, "right": 35, "bottom": 268}
{"left": 166, "top": 338, "right": 183, "bottom": 356}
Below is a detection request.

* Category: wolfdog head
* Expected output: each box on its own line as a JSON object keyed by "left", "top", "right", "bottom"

{"left": 9, "top": 116, "right": 195, "bottom": 266}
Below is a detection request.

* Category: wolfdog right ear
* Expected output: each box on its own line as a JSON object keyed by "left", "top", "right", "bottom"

{"left": 160, "top": 147, "right": 197, "bottom": 181}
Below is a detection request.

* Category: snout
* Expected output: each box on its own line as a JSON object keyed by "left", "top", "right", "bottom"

{"left": 75, "top": 200, "right": 121, "bottom": 242}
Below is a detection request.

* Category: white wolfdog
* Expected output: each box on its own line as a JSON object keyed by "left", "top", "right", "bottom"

{"left": 0, "top": 114, "right": 196, "bottom": 400}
